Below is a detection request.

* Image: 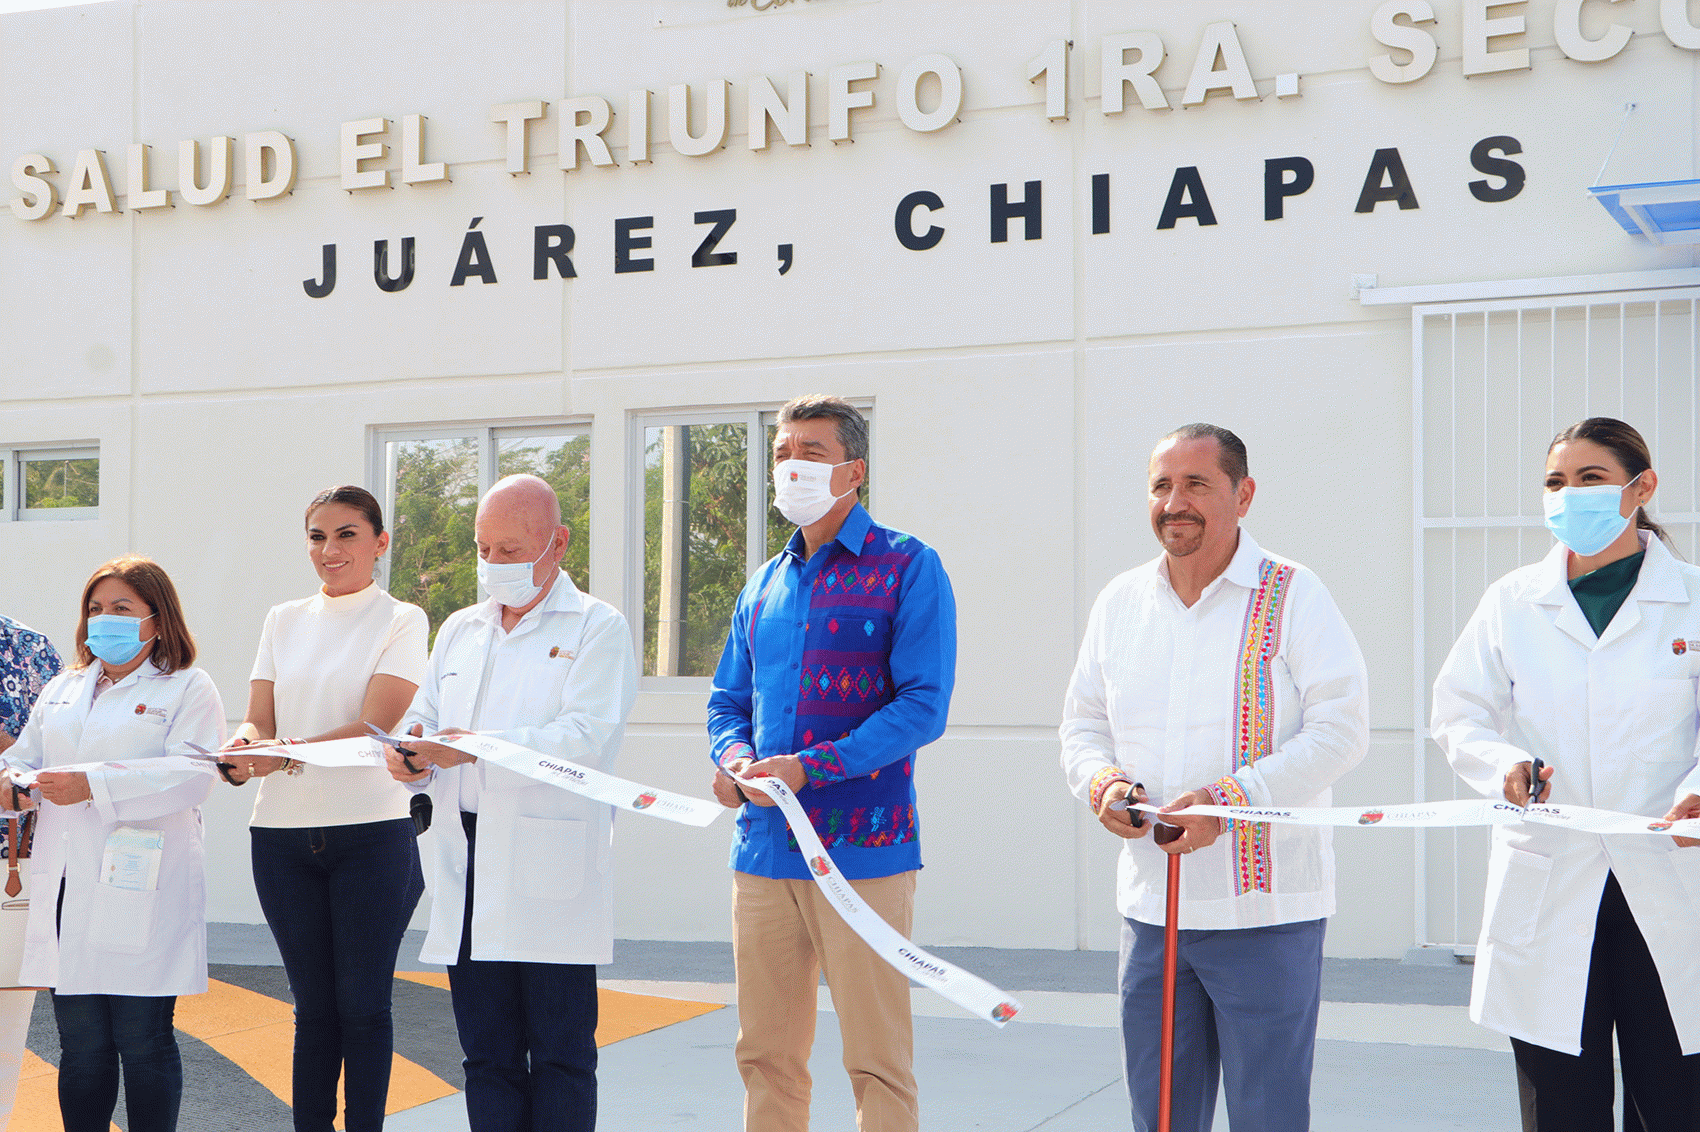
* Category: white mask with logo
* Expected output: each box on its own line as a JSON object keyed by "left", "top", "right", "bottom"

{"left": 773, "top": 459, "right": 855, "bottom": 527}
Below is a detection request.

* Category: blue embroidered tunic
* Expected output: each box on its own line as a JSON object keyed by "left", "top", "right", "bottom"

{"left": 708, "top": 504, "right": 956, "bottom": 880}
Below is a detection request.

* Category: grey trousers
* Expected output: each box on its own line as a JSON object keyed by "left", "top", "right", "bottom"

{"left": 1119, "top": 916, "right": 1326, "bottom": 1132}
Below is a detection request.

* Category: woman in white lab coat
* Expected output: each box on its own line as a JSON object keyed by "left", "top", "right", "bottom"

{"left": 1431, "top": 417, "right": 1700, "bottom": 1132}
{"left": 0, "top": 555, "right": 224, "bottom": 1132}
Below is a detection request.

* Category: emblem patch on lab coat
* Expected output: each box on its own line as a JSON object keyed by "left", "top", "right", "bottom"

{"left": 1673, "top": 638, "right": 1698, "bottom": 655}
{"left": 548, "top": 646, "right": 575, "bottom": 660}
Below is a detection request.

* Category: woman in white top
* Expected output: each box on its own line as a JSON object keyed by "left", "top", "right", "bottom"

{"left": 221, "top": 486, "right": 428, "bottom": 1132}
{"left": 1, "top": 555, "right": 224, "bottom": 1132}
{"left": 1432, "top": 418, "right": 1700, "bottom": 1132}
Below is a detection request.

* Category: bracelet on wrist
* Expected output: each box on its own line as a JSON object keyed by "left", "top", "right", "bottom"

{"left": 1088, "top": 766, "right": 1132, "bottom": 814}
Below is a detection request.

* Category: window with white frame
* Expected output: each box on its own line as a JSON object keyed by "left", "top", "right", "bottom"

{"left": 374, "top": 422, "right": 590, "bottom": 638}
{"left": 636, "top": 406, "right": 870, "bottom": 680}
{"left": 0, "top": 444, "right": 100, "bottom": 521}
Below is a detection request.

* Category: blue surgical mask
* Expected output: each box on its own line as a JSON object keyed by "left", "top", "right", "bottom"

{"left": 85, "top": 613, "right": 155, "bottom": 665}
{"left": 1543, "top": 472, "right": 1643, "bottom": 557}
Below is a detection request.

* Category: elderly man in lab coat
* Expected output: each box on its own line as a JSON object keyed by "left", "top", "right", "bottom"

{"left": 1061, "top": 424, "right": 1369, "bottom": 1132}
{"left": 388, "top": 474, "right": 637, "bottom": 1132}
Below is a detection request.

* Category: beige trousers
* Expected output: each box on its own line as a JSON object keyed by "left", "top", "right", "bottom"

{"left": 732, "top": 870, "right": 918, "bottom": 1132}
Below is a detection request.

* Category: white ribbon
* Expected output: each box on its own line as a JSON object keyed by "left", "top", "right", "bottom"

{"left": 213, "top": 733, "right": 722, "bottom": 827}
{"left": 260, "top": 732, "right": 1023, "bottom": 1023}
{"left": 1129, "top": 798, "right": 1700, "bottom": 838}
{"left": 9, "top": 751, "right": 220, "bottom": 790}
{"left": 737, "top": 773, "right": 1024, "bottom": 1028}
{"left": 428, "top": 733, "right": 724, "bottom": 828}
{"left": 203, "top": 739, "right": 386, "bottom": 769}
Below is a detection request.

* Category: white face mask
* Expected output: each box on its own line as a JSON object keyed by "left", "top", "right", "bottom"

{"left": 773, "top": 459, "right": 855, "bottom": 527}
{"left": 477, "top": 539, "right": 553, "bottom": 608}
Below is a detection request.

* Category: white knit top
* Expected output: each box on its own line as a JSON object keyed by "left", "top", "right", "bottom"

{"left": 247, "top": 581, "right": 428, "bottom": 828}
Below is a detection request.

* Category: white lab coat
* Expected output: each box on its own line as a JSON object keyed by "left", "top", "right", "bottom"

{"left": 401, "top": 572, "right": 637, "bottom": 967}
{"left": 1432, "top": 532, "right": 1700, "bottom": 1055}
{"left": 2, "top": 660, "right": 224, "bottom": 996}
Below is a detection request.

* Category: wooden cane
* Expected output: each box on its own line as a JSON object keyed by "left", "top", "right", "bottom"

{"left": 1153, "top": 822, "right": 1184, "bottom": 1132}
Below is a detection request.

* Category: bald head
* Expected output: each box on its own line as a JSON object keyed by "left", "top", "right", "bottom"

{"left": 478, "top": 474, "right": 561, "bottom": 536}
{"left": 475, "top": 475, "right": 568, "bottom": 607}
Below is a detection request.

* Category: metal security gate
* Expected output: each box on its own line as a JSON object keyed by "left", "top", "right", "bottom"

{"left": 1413, "top": 287, "right": 1700, "bottom": 950}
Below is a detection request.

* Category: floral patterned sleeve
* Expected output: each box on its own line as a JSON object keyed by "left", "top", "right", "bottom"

{"left": 0, "top": 619, "right": 63, "bottom": 740}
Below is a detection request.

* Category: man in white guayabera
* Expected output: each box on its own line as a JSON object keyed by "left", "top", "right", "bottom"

{"left": 1060, "top": 424, "right": 1369, "bottom": 1132}
{"left": 387, "top": 474, "right": 637, "bottom": 1132}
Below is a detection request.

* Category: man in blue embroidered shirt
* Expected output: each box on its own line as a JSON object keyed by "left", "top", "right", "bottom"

{"left": 707, "top": 394, "right": 956, "bottom": 1132}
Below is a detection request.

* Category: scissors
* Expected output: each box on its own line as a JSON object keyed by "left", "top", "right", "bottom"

{"left": 1107, "top": 782, "right": 1147, "bottom": 829}
{"left": 364, "top": 722, "right": 425, "bottom": 775}
{"left": 185, "top": 741, "right": 245, "bottom": 786}
{"left": 1528, "top": 757, "right": 1548, "bottom": 805}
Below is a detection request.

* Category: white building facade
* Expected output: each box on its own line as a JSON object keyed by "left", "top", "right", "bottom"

{"left": 4, "top": 0, "right": 1699, "bottom": 958}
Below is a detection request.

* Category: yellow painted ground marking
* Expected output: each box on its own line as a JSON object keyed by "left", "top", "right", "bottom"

{"left": 173, "top": 978, "right": 456, "bottom": 1129}
{"left": 393, "top": 970, "right": 451, "bottom": 990}
{"left": 394, "top": 971, "right": 724, "bottom": 1046}
{"left": 370, "top": 1050, "right": 458, "bottom": 1120}
{"left": 6, "top": 979, "right": 456, "bottom": 1131}
{"left": 4, "top": 1048, "right": 118, "bottom": 1132}
{"left": 173, "top": 977, "right": 296, "bottom": 1110}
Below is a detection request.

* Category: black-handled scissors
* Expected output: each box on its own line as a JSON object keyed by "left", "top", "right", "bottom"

{"left": 216, "top": 736, "right": 249, "bottom": 786}
{"left": 1107, "top": 781, "right": 1147, "bottom": 828}
{"left": 395, "top": 746, "right": 425, "bottom": 776}
{"left": 1529, "top": 758, "right": 1548, "bottom": 805}
{"left": 362, "top": 722, "right": 425, "bottom": 775}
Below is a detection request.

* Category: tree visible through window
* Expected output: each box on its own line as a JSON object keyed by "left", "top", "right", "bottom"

{"left": 388, "top": 437, "right": 479, "bottom": 639}
{"left": 381, "top": 425, "right": 591, "bottom": 641}
{"left": 644, "top": 422, "right": 749, "bottom": 678}
{"left": 2, "top": 446, "right": 101, "bottom": 520}
{"left": 22, "top": 455, "right": 99, "bottom": 510}
{"left": 640, "top": 409, "right": 870, "bottom": 679}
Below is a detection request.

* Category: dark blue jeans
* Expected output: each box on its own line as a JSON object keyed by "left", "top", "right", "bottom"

{"left": 449, "top": 811, "right": 598, "bottom": 1132}
{"left": 252, "top": 817, "right": 425, "bottom": 1132}
{"left": 52, "top": 992, "right": 180, "bottom": 1132}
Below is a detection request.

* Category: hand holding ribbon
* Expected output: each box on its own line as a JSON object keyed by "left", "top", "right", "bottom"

{"left": 1155, "top": 789, "right": 1222, "bottom": 855}
{"left": 1664, "top": 793, "right": 1700, "bottom": 848}
{"left": 735, "top": 771, "right": 1023, "bottom": 1028}
{"left": 733, "top": 755, "right": 805, "bottom": 808}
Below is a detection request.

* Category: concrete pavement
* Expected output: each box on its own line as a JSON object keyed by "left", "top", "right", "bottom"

{"left": 12, "top": 927, "right": 1523, "bottom": 1131}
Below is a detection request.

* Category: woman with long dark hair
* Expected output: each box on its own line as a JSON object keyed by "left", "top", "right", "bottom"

{"left": 1432, "top": 417, "right": 1700, "bottom": 1131}
{"left": 221, "top": 486, "right": 427, "bottom": 1132}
